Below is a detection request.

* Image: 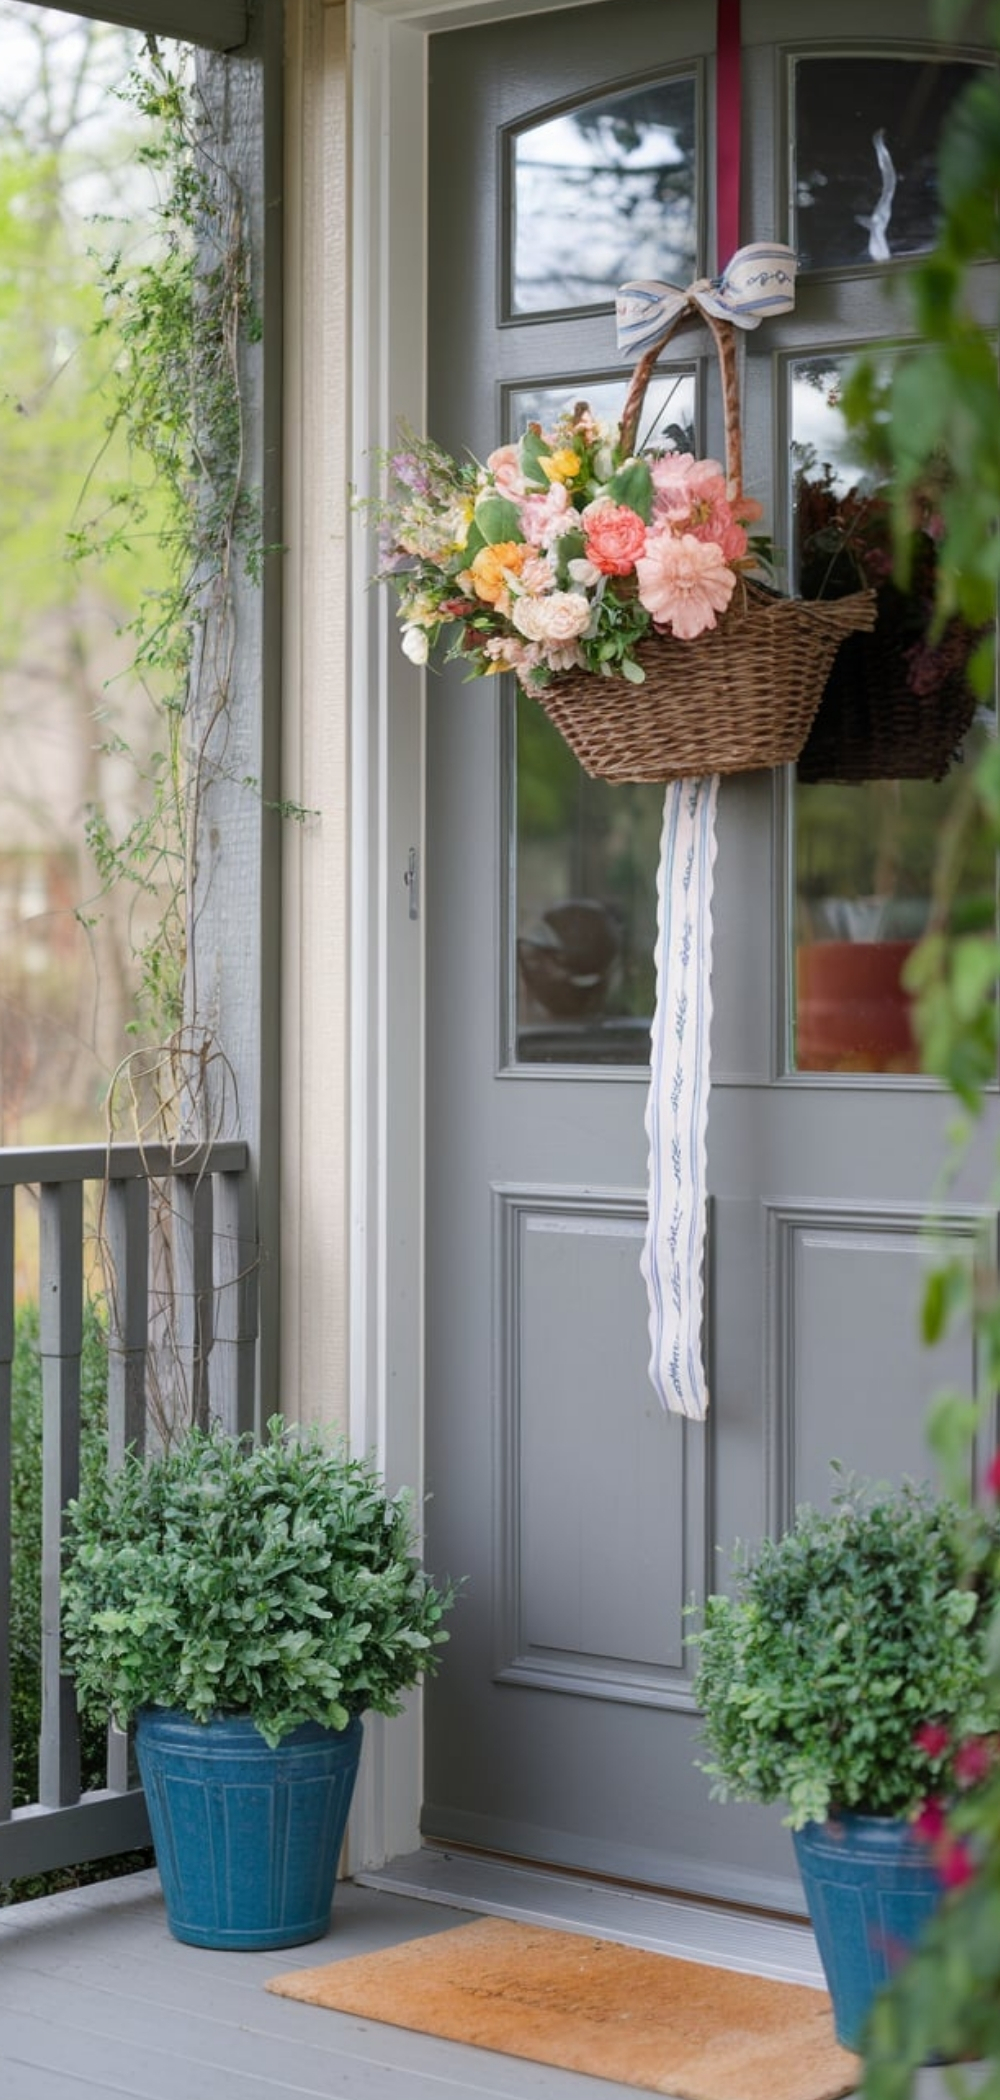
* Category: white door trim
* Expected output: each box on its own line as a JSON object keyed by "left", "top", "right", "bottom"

{"left": 346, "top": 0, "right": 608, "bottom": 1871}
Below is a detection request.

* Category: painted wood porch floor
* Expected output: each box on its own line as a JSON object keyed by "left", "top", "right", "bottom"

{"left": 0, "top": 1863, "right": 968, "bottom": 2100}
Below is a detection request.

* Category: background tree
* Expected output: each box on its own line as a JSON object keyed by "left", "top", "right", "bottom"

{"left": 0, "top": 4, "right": 177, "bottom": 1143}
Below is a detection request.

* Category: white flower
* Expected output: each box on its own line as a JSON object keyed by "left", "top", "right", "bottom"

{"left": 512, "top": 591, "right": 591, "bottom": 645}
{"left": 400, "top": 624, "right": 430, "bottom": 665}
{"left": 567, "top": 555, "right": 602, "bottom": 588}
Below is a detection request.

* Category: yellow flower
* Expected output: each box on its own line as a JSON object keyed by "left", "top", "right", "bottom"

{"left": 539, "top": 448, "right": 581, "bottom": 485}
{"left": 446, "top": 497, "right": 475, "bottom": 551}
{"left": 468, "top": 541, "right": 528, "bottom": 604}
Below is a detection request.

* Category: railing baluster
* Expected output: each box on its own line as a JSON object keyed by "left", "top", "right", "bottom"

{"left": 214, "top": 1168, "right": 258, "bottom": 1436}
{"left": 106, "top": 1176, "right": 149, "bottom": 1473}
{"left": 105, "top": 1175, "right": 149, "bottom": 1794}
{"left": 0, "top": 1138, "right": 253, "bottom": 1881}
{"left": 174, "top": 1172, "right": 215, "bottom": 1431}
{"left": 0, "top": 1184, "right": 14, "bottom": 1821}
{"left": 38, "top": 1180, "right": 83, "bottom": 1809}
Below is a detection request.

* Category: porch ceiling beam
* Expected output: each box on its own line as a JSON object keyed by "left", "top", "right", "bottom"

{"left": 24, "top": 0, "right": 249, "bottom": 52}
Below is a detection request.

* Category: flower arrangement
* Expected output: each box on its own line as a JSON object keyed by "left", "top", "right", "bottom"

{"left": 374, "top": 405, "right": 768, "bottom": 693}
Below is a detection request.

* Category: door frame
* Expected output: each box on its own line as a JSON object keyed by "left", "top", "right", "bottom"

{"left": 346, "top": 0, "right": 608, "bottom": 1871}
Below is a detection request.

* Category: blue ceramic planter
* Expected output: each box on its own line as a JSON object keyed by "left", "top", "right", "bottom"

{"left": 793, "top": 1812, "right": 944, "bottom": 2051}
{"left": 135, "top": 1709, "right": 364, "bottom": 1951}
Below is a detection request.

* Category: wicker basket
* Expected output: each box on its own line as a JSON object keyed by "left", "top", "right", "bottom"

{"left": 532, "top": 312, "right": 876, "bottom": 784}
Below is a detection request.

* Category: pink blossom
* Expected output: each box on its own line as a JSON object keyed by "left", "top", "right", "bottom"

{"left": 914, "top": 1722, "right": 951, "bottom": 1760}
{"left": 985, "top": 1452, "right": 1000, "bottom": 1499}
{"left": 940, "top": 1838, "right": 977, "bottom": 1889}
{"left": 516, "top": 481, "right": 573, "bottom": 548}
{"left": 912, "top": 1797, "right": 947, "bottom": 1844}
{"left": 649, "top": 452, "right": 700, "bottom": 520}
{"left": 487, "top": 444, "right": 526, "bottom": 498}
{"left": 682, "top": 467, "right": 750, "bottom": 563}
{"left": 518, "top": 553, "right": 556, "bottom": 595}
{"left": 584, "top": 502, "right": 648, "bottom": 577}
{"left": 635, "top": 531, "right": 737, "bottom": 639}
{"left": 483, "top": 634, "right": 543, "bottom": 682}
{"left": 953, "top": 1735, "right": 995, "bottom": 1787}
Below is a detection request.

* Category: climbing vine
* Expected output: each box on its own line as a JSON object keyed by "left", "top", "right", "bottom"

{"left": 69, "top": 41, "right": 259, "bottom": 1058}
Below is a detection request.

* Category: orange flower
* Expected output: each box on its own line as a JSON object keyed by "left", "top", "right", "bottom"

{"left": 468, "top": 541, "right": 528, "bottom": 604}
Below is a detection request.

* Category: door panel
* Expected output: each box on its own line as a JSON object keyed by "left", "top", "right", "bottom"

{"left": 423, "top": 0, "right": 997, "bottom": 1912}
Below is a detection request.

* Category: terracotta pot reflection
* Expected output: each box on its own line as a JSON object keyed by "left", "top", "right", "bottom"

{"left": 796, "top": 940, "right": 918, "bottom": 1073}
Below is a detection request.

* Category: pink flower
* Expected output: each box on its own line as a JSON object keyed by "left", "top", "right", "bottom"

{"left": 487, "top": 444, "right": 526, "bottom": 498}
{"left": 912, "top": 1797, "right": 947, "bottom": 1844}
{"left": 940, "top": 1838, "right": 977, "bottom": 1889}
{"left": 682, "top": 466, "right": 750, "bottom": 563}
{"left": 649, "top": 452, "right": 700, "bottom": 520}
{"left": 483, "top": 634, "right": 543, "bottom": 684}
{"left": 953, "top": 1735, "right": 995, "bottom": 1786}
{"left": 635, "top": 531, "right": 737, "bottom": 639}
{"left": 583, "top": 502, "right": 647, "bottom": 577}
{"left": 517, "top": 553, "right": 556, "bottom": 595}
{"left": 914, "top": 1722, "right": 951, "bottom": 1760}
{"left": 985, "top": 1452, "right": 1000, "bottom": 1499}
{"left": 517, "top": 481, "right": 573, "bottom": 548}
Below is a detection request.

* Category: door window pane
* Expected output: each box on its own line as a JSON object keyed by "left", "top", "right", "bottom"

{"left": 507, "top": 377, "right": 697, "bottom": 1067}
{"left": 789, "top": 356, "right": 994, "bottom": 1075}
{"left": 792, "top": 54, "right": 981, "bottom": 272}
{"left": 510, "top": 76, "right": 698, "bottom": 315}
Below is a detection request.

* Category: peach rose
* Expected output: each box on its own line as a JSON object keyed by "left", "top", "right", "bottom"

{"left": 583, "top": 501, "right": 647, "bottom": 577}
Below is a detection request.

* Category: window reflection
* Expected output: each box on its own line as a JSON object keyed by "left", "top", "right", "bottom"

{"left": 509, "top": 374, "right": 697, "bottom": 1068}
{"left": 790, "top": 356, "right": 993, "bottom": 1076}
{"left": 511, "top": 77, "right": 697, "bottom": 315}
{"left": 793, "top": 55, "right": 981, "bottom": 272}
{"left": 515, "top": 699, "right": 662, "bottom": 1065}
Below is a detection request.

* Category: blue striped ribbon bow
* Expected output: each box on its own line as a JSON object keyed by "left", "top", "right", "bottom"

{"left": 616, "top": 241, "right": 797, "bottom": 360}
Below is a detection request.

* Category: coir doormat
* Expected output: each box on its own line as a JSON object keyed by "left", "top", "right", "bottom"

{"left": 267, "top": 1914, "right": 860, "bottom": 2100}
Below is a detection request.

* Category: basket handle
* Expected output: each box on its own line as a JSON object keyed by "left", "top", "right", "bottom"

{"left": 618, "top": 311, "right": 743, "bottom": 501}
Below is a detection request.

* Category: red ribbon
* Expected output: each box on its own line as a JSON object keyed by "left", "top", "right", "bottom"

{"left": 715, "top": 0, "right": 741, "bottom": 270}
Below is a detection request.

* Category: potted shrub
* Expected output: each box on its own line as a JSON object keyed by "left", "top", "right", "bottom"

{"left": 687, "top": 1473, "right": 1000, "bottom": 2050}
{"left": 61, "top": 1417, "right": 456, "bottom": 1951}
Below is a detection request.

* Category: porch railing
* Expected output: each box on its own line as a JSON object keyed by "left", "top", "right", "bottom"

{"left": 0, "top": 1140, "right": 256, "bottom": 1886}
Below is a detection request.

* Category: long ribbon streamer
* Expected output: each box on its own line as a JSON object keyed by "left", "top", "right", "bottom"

{"left": 640, "top": 777, "right": 719, "bottom": 1421}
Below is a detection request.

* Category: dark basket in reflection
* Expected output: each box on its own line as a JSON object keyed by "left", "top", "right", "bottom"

{"left": 797, "top": 591, "right": 979, "bottom": 786}
{"left": 795, "top": 476, "right": 980, "bottom": 786}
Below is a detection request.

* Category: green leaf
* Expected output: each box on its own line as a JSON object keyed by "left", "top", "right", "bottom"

{"left": 473, "top": 494, "right": 524, "bottom": 546}
{"left": 519, "top": 426, "right": 553, "bottom": 490}
{"left": 605, "top": 459, "right": 653, "bottom": 523}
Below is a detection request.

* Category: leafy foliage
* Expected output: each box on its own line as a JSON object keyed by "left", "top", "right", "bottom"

{"left": 8, "top": 1301, "right": 109, "bottom": 1812}
{"left": 62, "top": 1420, "right": 457, "bottom": 1749}
{"left": 689, "top": 1476, "right": 1000, "bottom": 1831}
{"left": 824, "top": 9, "right": 1000, "bottom": 2088}
{"left": 3, "top": 1298, "right": 153, "bottom": 1908}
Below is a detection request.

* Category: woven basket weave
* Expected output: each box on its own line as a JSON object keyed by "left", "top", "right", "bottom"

{"left": 533, "top": 312, "right": 876, "bottom": 784}
{"left": 796, "top": 606, "right": 979, "bottom": 785}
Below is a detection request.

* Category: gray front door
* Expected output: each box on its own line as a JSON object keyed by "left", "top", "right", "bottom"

{"left": 423, "top": 0, "right": 995, "bottom": 1912}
